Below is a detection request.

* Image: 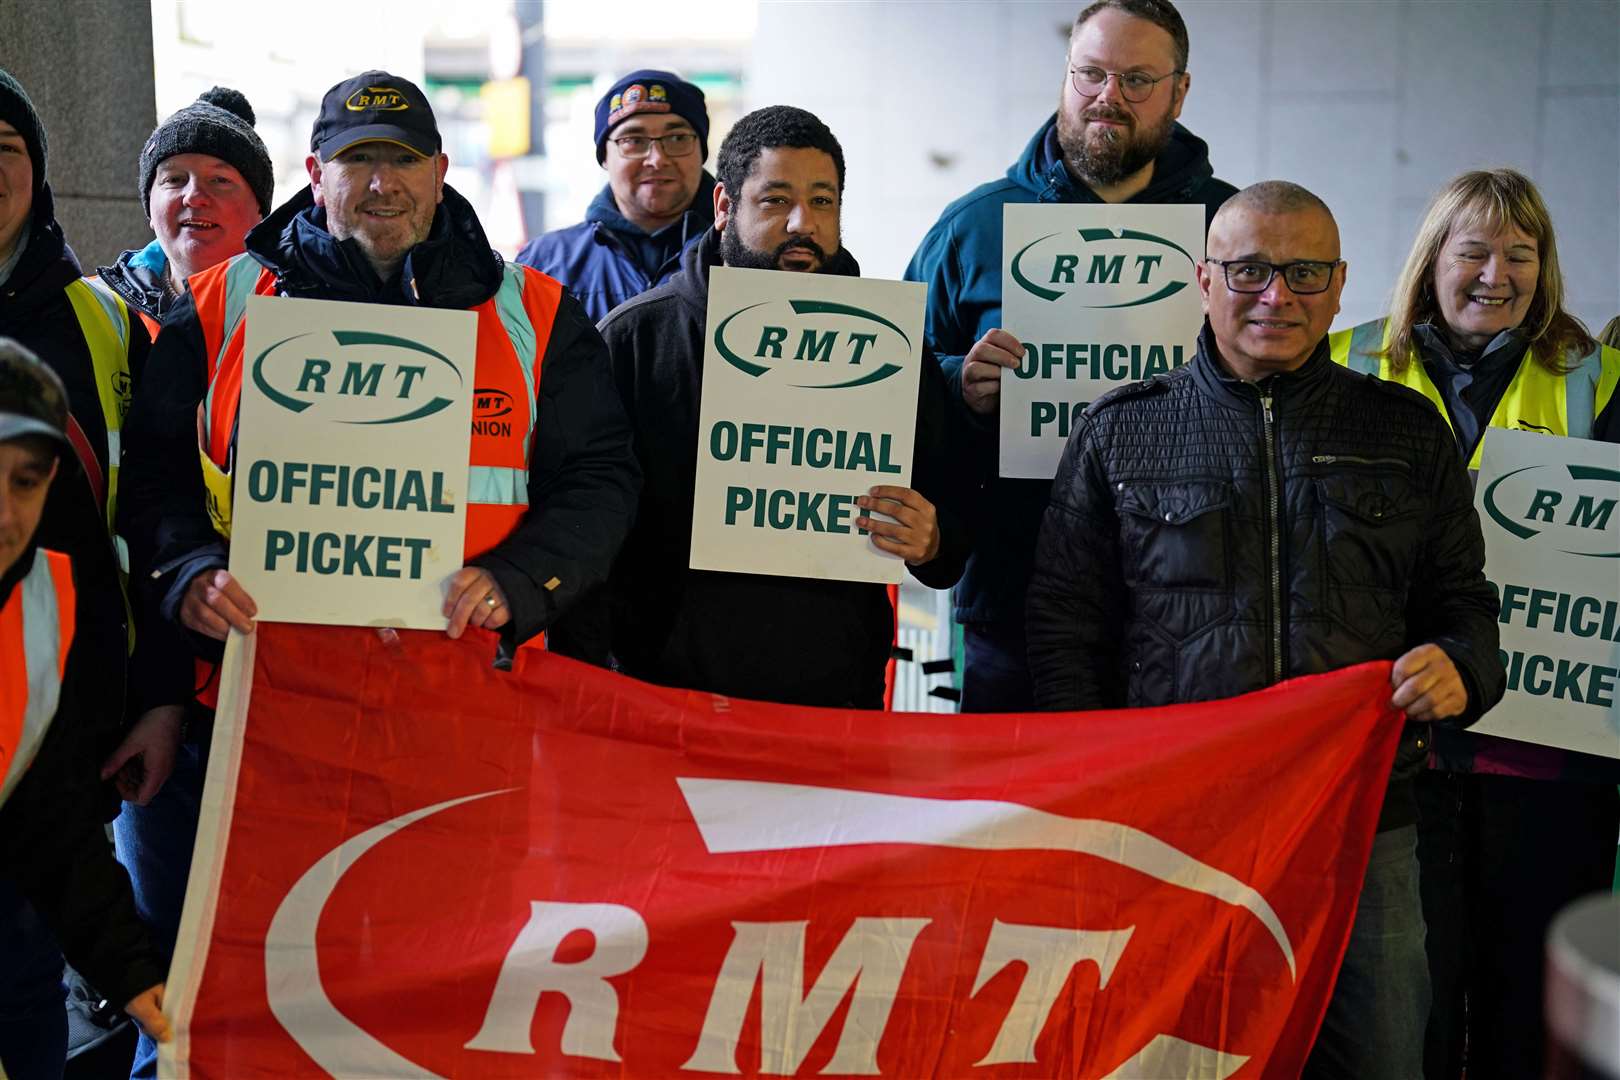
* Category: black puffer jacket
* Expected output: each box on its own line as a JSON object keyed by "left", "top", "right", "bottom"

{"left": 1027, "top": 326, "right": 1504, "bottom": 830}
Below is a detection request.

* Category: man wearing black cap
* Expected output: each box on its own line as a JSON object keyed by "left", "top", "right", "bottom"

{"left": 516, "top": 70, "right": 715, "bottom": 322}
{"left": 0, "top": 70, "right": 186, "bottom": 1079}
{"left": 98, "top": 87, "right": 273, "bottom": 339}
{"left": 120, "top": 69, "right": 638, "bottom": 717}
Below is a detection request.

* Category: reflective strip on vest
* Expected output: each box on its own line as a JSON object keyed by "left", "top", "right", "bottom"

{"left": 0, "top": 550, "right": 74, "bottom": 808}
{"left": 63, "top": 278, "right": 132, "bottom": 528}
{"left": 1332, "top": 318, "right": 1620, "bottom": 469}
{"left": 203, "top": 255, "right": 271, "bottom": 442}
{"left": 469, "top": 465, "right": 529, "bottom": 507}
{"left": 490, "top": 262, "right": 541, "bottom": 452}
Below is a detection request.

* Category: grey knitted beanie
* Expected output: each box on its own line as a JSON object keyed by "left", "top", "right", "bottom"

{"left": 139, "top": 87, "right": 273, "bottom": 215}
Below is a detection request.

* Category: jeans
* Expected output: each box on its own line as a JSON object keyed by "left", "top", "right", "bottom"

{"left": 959, "top": 622, "right": 1035, "bottom": 714}
{"left": 111, "top": 741, "right": 206, "bottom": 1080}
{"left": 0, "top": 878, "right": 66, "bottom": 1080}
{"left": 1303, "top": 824, "right": 1430, "bottom": 1080}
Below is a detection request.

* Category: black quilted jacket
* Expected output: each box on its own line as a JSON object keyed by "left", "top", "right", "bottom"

{"left": 1027, "top": 326, "right": 1504, "bottom": 830}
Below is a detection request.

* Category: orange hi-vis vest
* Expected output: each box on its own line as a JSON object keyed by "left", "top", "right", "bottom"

{"left": 1, "top": 549, "right": 76, "bottom": 808}
{"left": 186, "top": 254, "right": 563, "bottom": 699}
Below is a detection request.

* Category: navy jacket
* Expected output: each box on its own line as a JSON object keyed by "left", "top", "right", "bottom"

{"left": 905, "top": 116, "right": 1237, "bottom": 626}
{"left": 516, "top": 174, "right": 715, "bottom": 323}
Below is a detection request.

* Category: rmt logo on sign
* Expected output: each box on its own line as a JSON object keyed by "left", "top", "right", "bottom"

{"left": 251, "top": 330, "right": 464, "bottom": 426}
{"left": 1483, "top": 463, "right": 1620, "bottom": 558}
{"left": 1011, "top": 227, "right": 1195, "bottom": 308}
{"left": 713, "top": 299, "right": 912, "bottom": 390}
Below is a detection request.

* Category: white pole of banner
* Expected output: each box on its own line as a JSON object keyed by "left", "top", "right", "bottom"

{"left": 157, "top": 630, "right": 255, "bottom": 1079}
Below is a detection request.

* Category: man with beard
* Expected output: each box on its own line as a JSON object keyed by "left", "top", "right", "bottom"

{"left": 592, "top": 105, "right": 971, "bottom": 707}
{"left": 905, "top": 0, "right": 1236, "bottom": 713}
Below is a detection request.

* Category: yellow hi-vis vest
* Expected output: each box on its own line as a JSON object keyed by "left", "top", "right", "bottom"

{"left": 1329, "top": 317, "right": 1620, "bottom": 469}
{"left": 62, "top": 278, "right": 133, "bottom": 533}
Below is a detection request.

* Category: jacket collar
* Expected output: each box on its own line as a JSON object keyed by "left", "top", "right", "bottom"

{"left": 0, "top": 183, "right": 81, "bottom": 309}
{"left": 670, "top": 225, "right": 862, "bottom": 319}
{"left": 97, "top": 239, "right": 173, "bottom": 321}
{"left": 245, "top": 183, "right": 503, "bottom": 309}
{"left": 1192, "top": 320, "right": 1336, "bottom": 412}
{"left": 1010, "top": 114, "right": 1219, "bottom": 205}
{"left": 1413, "top": 320, "right": 1526, "bottom": 373}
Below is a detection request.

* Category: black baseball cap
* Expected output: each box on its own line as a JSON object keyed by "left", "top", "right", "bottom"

{"left": 0, "top": 338, "right": 72, "bottom": 459}
{"left": 310, "top": 71, "right": 440, "bottom": 161}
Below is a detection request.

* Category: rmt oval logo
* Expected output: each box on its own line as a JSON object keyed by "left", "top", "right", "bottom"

{"left": 1011, "top": 227, "right": 1195, "bottom": 308}
{"left": 473, "top": 387, "right": 515, "bottom": 438}
{"left": 251, "top": 330, "right": 463, "bottom": 425}
{"left": 346, "top": 86, "right": 409, "bottom": 112}
{"left": 713, "top": 299, "right": 913, "bottom": 390}
{"left": 1483, "top": 463, "right": 1620, "bottom": 558}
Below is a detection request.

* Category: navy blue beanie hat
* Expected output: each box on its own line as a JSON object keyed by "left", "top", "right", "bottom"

{"left": 594, "top": 70, "right": 708, "bottom": 164}
{"left": 0, "top": 68, "right": 47, "bottom": 200}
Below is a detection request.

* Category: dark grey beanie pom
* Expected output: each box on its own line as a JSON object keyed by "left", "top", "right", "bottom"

{"left": 197, "top": 86, "right": 255, "bottom": 128}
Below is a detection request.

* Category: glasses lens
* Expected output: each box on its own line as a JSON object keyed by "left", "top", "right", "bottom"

{"left": 663, "top": 133, "right": 697, "bottom": 156}
{"left": 616, "top": 136, "right": 650, "bottom": 158}
{"left": 1224, "top": 262, "right": 1274, "bottom": 293}
{"left": 1071, "top": 66, "right": 1107, "bottom": 95}
{"left": 1284, "top": 262, "right": 1333, "bottom": 294}
{"left": 1118, "top": 73, "right": 1158, "bottom": 102}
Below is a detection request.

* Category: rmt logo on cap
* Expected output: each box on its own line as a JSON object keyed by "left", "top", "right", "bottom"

{"left": 345, "top": 86, "right": 410, "bottom": 113}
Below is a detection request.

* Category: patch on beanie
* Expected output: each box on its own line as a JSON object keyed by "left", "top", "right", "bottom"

{"left": 608, "top": 82, "right": 673, "bottom": 126}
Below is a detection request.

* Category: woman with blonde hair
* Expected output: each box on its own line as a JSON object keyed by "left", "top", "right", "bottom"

{"left": 1330, "top": 168, "right": 1620, "bottom": 1080}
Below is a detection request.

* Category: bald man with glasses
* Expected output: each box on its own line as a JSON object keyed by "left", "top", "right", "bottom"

{"left": 904, "top": 0, "right": 1238, "bottom": 715}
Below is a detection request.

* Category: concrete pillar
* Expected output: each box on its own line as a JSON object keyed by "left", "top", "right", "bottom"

{"left": 0, "top": 0, "right": 157, "bottom": 270}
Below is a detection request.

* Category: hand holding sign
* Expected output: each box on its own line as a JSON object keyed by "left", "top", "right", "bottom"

{"left": 961, "top": 328, "right": 1023, "bottom": 416}
{"left": 443, "top": 566, "right": 509, "bottom": 639}
{"left": 182, "top": 568, "right": 258, "bottom": 640}
{"left": 857, "top": 485, "right": 940, "bottom": 565}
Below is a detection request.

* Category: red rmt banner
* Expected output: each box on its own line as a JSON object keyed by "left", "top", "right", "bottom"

{"left": 161, "top": 624, "right": 1402, "bottom": 1079}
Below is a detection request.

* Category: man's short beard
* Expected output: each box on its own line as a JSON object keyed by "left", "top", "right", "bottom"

{"left": 720, "top": 227, "right": 834, "bottom": 273}
{"left": 1056, "top": 97, "right": 1177, "bottom": 188}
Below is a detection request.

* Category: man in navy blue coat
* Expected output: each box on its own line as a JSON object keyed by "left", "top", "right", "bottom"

{"left": 516, "top": 71, "right": 716, "bottom": 323}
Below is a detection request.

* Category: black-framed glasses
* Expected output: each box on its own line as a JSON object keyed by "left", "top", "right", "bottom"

{"left": 609, "top": 131, "right": 699, "bottom": 159}
{"left": 1068, "top": 65, "right": 1183, "bottom": 103}
{"left": 1207, "top": 259, "right": 1343, "bottom": 295}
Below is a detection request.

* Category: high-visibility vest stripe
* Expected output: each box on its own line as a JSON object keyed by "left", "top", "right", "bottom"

{"left": 468, "top": 465, "right": 529, "bottom": 507}
{"left": 63, "top": 278, "right": 132, "bottom": 530}
{"left": 1328, "top": 317, "right": 1620, "bottom": 469}
{"left": 0, "top": 549, "right": 76, "bottom": 808}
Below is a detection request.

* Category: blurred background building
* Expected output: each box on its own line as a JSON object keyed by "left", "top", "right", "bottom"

{"left": 5, "top": 0, "right": 1615, "bottom": 709}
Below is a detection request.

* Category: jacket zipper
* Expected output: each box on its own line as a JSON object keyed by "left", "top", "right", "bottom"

{"left": 1310, "top": 454, "right": 1409, "bottom": 469}
{"left": 1261, "top": 388, "right": 1283, "bottom": 684}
